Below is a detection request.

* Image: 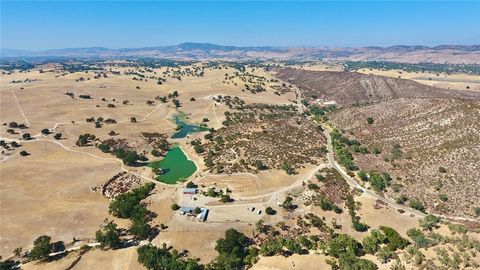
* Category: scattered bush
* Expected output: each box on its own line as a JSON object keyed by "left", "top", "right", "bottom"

{"left": 408, "top": 199, "right": 426, "bottom": 213}
{"left": 407, "top": 228, "right": 431, "bottom": 248}
{"left": 265, "top": 207, "right": 277, "bottom": 215}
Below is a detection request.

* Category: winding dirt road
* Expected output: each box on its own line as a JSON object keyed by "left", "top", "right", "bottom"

{"left": 322, "top": 127, "right": 478, "bottom": 222}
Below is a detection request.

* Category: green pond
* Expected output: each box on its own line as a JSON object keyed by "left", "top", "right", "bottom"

{"left": 171, "top": 114, "right": 209, "bottom": 139}
{"left": 148, "top": 146, "right": 197, "bottom": 184}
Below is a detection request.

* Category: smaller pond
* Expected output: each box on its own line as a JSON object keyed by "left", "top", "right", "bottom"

{"left": 148, "top": 146, "right": 197, "bottom": 184}
{"left": 171, "top": 115, "right": 209, "bottom": 139}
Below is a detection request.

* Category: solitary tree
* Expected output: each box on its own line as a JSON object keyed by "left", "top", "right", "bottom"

{"left": 171, "top": 203, "right": 180, "bottom": 211}
{"left": 419, "top": 215, "right": 441, "bottom": 231}
{"left": 172, "top": 99, "right": 181, "bottom": 108}
{"left": 29, "top": 235, "right": 52, "bottom": 261}
{"left": 265, "top": 207, "right": 277, "bottom": 215}
{"left": 95, "top": 220, "right": 121, "bottom": 249}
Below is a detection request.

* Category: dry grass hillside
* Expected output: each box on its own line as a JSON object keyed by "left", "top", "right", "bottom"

{"left": 198, "top": 104, "right": 326, "bottom": 174}
{"left": 274, "top": 68, "right": 480, "bottom": 105}
{"left": 328, "top": 98, "right": 480, "bottom": 218}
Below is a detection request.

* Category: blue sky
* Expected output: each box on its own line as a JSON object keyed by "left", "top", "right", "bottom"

{"left": 1, "top": 1, "right": 479, "bottom": 50}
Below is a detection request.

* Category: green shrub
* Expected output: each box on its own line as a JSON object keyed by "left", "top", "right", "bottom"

{"left": 380, "top": 226, "right": 410, "bottom": 251}
{"left": 408, "top": 199, "right": 426, "bottom": 213}
{"left": 265, "top": 207, "right": 276, "bottom": 215}
{"left": 171, "top": 203, "right": 180, "bottom": 211}
{"left": 407, "top": 228, "right": 431, "bottom": 248}
{"left": 419, "top": 215, "right": 441, "bottom": 231}
{"left": 362, "top": 230, "right": 386, "bottom": 254}
{"left": 367, "top": 117, "right": 374, "bottom": 125}
{"left": 29, "top": 235, "right": 52, "bottom": 261}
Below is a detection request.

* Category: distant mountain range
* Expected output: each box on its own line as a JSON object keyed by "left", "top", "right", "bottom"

{"left": 2, "top": 42, "right": 480, "bottom": 64}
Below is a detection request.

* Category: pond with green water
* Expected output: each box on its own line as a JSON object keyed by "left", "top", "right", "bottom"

{"left": 171, "top": 114, "right": 209, "bottom": 139}
{"left": 148, "top": 146, "right": 197, "bottom": 184}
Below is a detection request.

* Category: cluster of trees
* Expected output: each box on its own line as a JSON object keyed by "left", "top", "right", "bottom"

{"left": 362, "top": 226, "right": 410, "bottom": 256}
{"left": 326, "top": 234, "right": 377, "bottom": 270}
{"left": 95, "top": 220, "right": 122, "bottom": 249}
{"left": 255, "top": 224, "right": 410, "bottom": 269}
{"left": 315, "top": 194, "right": 343, "bottom": 214}
{"left": 324, "top": 226, "right": 409, "bottom": 268}
{"left": 76, "top": 133, "right": 96, "bottom": 146}
{"left": 357, "top": 171, "right": 391, "bottom": 192}
{"left": 191, "top": 139, "right": 205, "bottom": 154}
{"left": 331, "top": 130, "right": 358, "bottom": 171}
{"left": 203, "top": 187, "right": 233, "bottom": 203}
{"left": 210, "top": 229, "right": 257, "bottom": 269}
{"left": 281, "top": 161, "right": 295, "bottom": 175}
{"left": 136, "top": 229, "right": 257, "bottom": 270}
{"left": 346, "top": 195, "right": 369, "bottom": 232}
{"left": 104, "top": 183, "right": 156, "bottom": 242}
{"left": 261, "top": 233, "right": 315, "bottom": 257}
{"left": 344, "top": 61, "right": 480, "bottom": 75}
{"left": 309, "top": 104, "right": 337, "bottom": 117}
{"left": 86, "top": 116, "right": 117, "bottom": 128}
{"left": 137, "top": 244, "right": 203, "bottom": 270}
{"left": 96, "top": 142, "right": 143, "bottom": 166}
{"left": 8, "top": 122, "right": 28, "bottom": 129}
{"left": 114, "top": 148, "right": 142, "bottom": 166}
{"left": 281, "top": 196, "right": 297, "bottom": 211}
{"left": 154, "top": 91, "right": 180, "bottom": 108}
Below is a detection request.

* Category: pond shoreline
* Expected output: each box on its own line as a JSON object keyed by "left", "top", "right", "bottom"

{"left": 148, "top": 145, "right": 198, "bottom": 184}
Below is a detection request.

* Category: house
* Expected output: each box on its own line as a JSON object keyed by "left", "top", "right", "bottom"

{"left": 183, "top": 188, "right": 198, "bottom": 195}
{"left": 179, "top": 206, "right": 195, "bottom": 215}
{"left": 178, "top": 206, "right": 209, "bottom": 222}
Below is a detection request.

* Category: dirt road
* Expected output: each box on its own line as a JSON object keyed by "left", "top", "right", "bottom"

{"left": 323, "top": 127, "right": 479, "bottom": 222}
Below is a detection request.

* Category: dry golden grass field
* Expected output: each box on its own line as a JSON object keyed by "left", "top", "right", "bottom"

{"left": 0, "top": 63, "right": 295, "bottom": 257}
{"left": 356, "top": 68, "right": 480, "bottom": 92}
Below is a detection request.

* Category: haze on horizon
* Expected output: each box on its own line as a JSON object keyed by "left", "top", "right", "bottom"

{"left": 1, "top": 1, "right": 479, "bottom": 51}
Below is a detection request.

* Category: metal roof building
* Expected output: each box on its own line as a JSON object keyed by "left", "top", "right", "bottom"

{"left": 183, "top": 188, "right": 198, "bottom": 194}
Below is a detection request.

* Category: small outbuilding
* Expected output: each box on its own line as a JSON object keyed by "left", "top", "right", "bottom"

{"left": 197, "top": 208, "right": 209, "bottom": 222}
{"left": 183, "top": 188, "right": 198, "bottom": 195}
